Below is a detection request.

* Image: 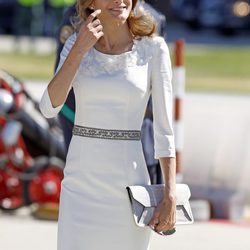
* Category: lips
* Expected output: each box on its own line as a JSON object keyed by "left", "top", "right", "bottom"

{"left": 109, "top": 6, "right": 126, "bottom": 11}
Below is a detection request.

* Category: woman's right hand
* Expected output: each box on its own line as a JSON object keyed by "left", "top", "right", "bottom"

{"left": 75, "top": 9, "right": 104, "bottom": 52}
{"left": 45, "top": 10, "right": 104, "bottom": 109}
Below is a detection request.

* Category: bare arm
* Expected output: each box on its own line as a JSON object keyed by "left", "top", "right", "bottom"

{"left": 47, "top": 9, "right": 103, "bottom": 108}
{"left": 48, "top": 42, "right": 87, "bottom": 107}
{"left": 160, "top": 157, "right": 176, "bottom": 200}
{"left": 148, "top": 37, "right": 176, "bottom": 233}
{"left": 149, "top": 157, "right": 176, "bottom": 233}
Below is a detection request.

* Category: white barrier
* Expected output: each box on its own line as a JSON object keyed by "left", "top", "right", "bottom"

{"left": 172, "top": 40, "right": 185, "bottom": 181}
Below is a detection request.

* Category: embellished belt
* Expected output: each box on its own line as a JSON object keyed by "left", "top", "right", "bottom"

{"left": 72, "top": 125, "right": 141, "bottom": 141}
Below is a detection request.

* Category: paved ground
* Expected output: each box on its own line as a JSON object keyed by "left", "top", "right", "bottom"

{"left": 0, "top": 207, "right": 250, "bottom": 250}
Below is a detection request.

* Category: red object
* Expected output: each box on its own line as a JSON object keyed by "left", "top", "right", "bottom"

{"left": 0, "top": 71, "right": 34, "bottom": 209}
{"left": 0, "top": 118, "right": 33, "bottom": 209}
{"left": 174, "top": 97, "right": 181, "bottom": 121}
{"left": 0, "top": 170, "right": 23, "bottom": 209}
{"left": 0, "top": 77, "right": 24, "bottom": 110}
{"left": 27, "top": 165, "right": 64, "bottom": 204}
{"left": 174, "top": 39, "right": 185, "bottom": 67}
{"left": 0, "top": 70, "right": 65, "bottom": 211}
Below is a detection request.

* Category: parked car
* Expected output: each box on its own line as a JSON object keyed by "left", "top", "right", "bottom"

{"left": 170, "top": 0, "right": 250, "bottom": 34}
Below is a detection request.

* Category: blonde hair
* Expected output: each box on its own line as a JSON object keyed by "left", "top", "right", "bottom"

{"left": 72, "top": 0, "right": 156, "bottom": 37}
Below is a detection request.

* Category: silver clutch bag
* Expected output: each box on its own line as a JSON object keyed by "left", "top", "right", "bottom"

{"left": 126, "top": 183, "right": 194, "bottom": 227}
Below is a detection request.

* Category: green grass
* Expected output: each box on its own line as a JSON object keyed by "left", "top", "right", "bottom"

{"left": 0, "top": 52, "right": 56, "bottom": 80}
{"left": 183, "top": 46, "right": 250, "bottom": 93}
{"left": 0, "top": 46, "right": 250, "bottom": 93}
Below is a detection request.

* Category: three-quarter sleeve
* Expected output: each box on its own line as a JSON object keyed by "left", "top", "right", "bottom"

{"left": 150, "top": 37, "right": 176, "bottom": 159}
{"left": 39, "top": 33, "right": 76, "bottom": 118}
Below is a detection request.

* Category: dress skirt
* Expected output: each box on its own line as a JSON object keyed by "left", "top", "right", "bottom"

{"left": 57, "top": 135, "right": 152, "bottom": 250}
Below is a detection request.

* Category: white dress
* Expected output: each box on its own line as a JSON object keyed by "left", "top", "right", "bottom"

{"left": 39, "top": 33, "right": 175, "bottom": 250}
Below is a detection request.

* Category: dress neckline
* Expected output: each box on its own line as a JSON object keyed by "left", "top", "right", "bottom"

{"left": 79, "top": 36, "right": 155, "bottom": 77}
{"left": 92, "top": 39, "right": 139, "bottom": 57}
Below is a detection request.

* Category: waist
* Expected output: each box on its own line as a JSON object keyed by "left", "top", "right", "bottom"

{"left": 72, "top": 125, "right": 141, "bottom": 141}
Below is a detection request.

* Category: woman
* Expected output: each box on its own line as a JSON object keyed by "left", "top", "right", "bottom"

{"left": 39, "top": 0, "right": 176, "bottom": 249}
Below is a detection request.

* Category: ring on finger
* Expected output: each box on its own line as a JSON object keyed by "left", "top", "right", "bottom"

{"left": 92, "top": 19, "right": 100, "bottom": 26}
{"left": 162, "top": 228, "right": 176, "bottom": 236}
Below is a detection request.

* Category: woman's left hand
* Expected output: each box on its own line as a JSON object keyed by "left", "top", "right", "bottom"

{"left": 149, "top": 194, "right": 176, "bottom": 234}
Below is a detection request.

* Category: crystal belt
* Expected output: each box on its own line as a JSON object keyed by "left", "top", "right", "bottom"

{"left": 72, "top": 125, "right": 141, "bottom": 141}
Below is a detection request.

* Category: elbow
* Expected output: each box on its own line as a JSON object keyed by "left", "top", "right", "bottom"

{"left": 154, "top": 149, "right": 176, "bottom": 160}
{"left": 154, "top": 134, "right": 176, "bottom": 159}
{"left": 39, "top": 100, "right": 58, "bottom": 119}
{"left": 39, "top": 88, "right": 62, "bottom": 118}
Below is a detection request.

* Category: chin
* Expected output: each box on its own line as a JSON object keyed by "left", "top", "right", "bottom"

{"left": 113, "top": 15, "right": 129, "bottom": 23}
{"left": 108, "top": 8, "right": 131, "bottom": 23}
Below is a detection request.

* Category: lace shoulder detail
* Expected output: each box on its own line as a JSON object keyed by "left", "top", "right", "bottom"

{"left": 79, "top": 36, "right": 156, "bottom": 77}
{"left": 150, "top": 36, "right": 170, "bottom": 53}
{"left": 61, "top": 33, "right": 77, "bottom": 58}
{"left": 55, "top": 33, "right": 77, "bottom": 75}
{"left": 65, "top": 33, "right": 77, "bottom": 48}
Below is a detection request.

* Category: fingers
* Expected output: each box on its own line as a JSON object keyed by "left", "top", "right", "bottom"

{"left": 86, "top": 9, "right": 101, "bottom": 24}
{"left": 156, "top": 209, "right": 176, "bottom": 232}
{"left": 76, "top": 9, "right": 103, "bottom": 51}
{"left": 149, "top": 208, "right": 176, "bottom": 234}
{"left": 149, "top": 211, "right": 160, "bottom": 229}
{"left": 96, "top": 31, "right": 104, "bottom": 39}
{"left": 91, "top": 19, "right": 102, "bottom": 33}
{"left": 85, "top": 9, "right": 103, "bottom": 38}
{"left": 86, "top": 24, "right": 103, "bottom": 39}
{"left": 155, "top": 219, "right": 175, "bottom": 233}
{"left": 94, "top": 24, "right": 103, "bottom": 33}
{"left": 92, "top": 19, "right": 101, "bottom": 27}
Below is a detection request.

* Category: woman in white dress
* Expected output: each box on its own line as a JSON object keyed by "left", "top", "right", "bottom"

{"left": 39, "top": 0, "right": 176, "bottom": 249}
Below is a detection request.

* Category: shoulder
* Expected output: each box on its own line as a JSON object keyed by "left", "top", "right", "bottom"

{"left": 131, "top": 36, "right": 170, "bottom": 66}
{"left": 61, "top": 33, "right": 77, "bottom": 55}
{"left": 65, "top": 33, "right": 77, "bottom": 47}
{"left": 151, "top": 36, "right": 170, "bottom": 54}
{"left": 136, "top": 36, "right": 169, "bottom": 56}
{"left": 138, "top": 35, "right": 167, "bottom": 46}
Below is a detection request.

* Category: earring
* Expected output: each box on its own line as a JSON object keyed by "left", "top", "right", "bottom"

{"left": 89, "top": 5, "right": 94, "bottom": 10}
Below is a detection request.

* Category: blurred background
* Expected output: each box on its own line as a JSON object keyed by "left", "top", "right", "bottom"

{"left": 0, "top": 0, "right": 250, "bottom": 250}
